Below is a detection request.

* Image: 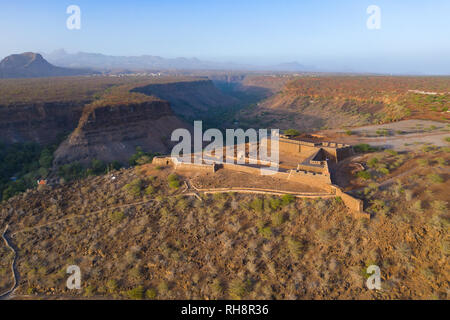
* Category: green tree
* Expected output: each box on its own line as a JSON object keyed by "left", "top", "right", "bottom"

{"left": 284, "top": 129, "right": 300, "bottom": 137}
{"left": 90, "top": 159, "right": 107, "bottom": 175}
{"left": 58, "top": 162, "right": 85, "bottom": 181}
{"left": 281, "top": 194, "right": 295, "bottom": 206}
{"left": 38, "top": 148, "right": 53, "bottom": 168}
{"left": 127, "top": 286, "right": 144, "bottom": 300}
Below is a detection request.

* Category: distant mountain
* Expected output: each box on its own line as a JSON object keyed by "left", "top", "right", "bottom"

{"left": 43, "top": 49, "right": 315, "bottom": 72}
{"left": 0, "top": 52, "right": 97, "bottom": 78}
{"left": 44, "top": 49, "right": 235, "bottom": 71}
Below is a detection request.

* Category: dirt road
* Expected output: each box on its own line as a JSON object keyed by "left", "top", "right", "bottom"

{"left": 0, "top": 226, "right": 19, "bottom": 300}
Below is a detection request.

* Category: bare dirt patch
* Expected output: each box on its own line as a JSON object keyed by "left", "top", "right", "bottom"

{"left": 320, "top": 119, "right": 450, "bottom": 152}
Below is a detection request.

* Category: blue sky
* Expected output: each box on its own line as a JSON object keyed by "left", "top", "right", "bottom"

{"left": 1, "top": 0, "right": 449, "bottom": 74}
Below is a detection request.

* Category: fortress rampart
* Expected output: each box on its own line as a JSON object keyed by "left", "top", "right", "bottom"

{"left": 153, "top": 156, "right": 216, "bottom": 173}
{"left": 332, "top": 186, "right": 369, "bottom": 219}
{"left": 277, "top": 136, "right": 353, "bottom": 163}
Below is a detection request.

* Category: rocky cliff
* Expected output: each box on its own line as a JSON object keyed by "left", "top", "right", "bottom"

{"left": 53, "top": 96, "right": 188, "bottom": 165}
{"left": 0, "top": 101, "right": 86, "bottom": 144}
{"left": 0, "top": 77, "right": 225, "bottom": 147}
{"left": 132, "top": 79, "right": 239, "bottom": 118}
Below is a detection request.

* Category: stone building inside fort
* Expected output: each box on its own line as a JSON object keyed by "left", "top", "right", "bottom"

{"left": 276, "top": 133, "right": 353, "bottom": 179}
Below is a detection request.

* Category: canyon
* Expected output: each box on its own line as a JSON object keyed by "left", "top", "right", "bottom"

{"left": 0, "top": 76, "right": 245, "bottom": 166}
{"left": 0, "top": 72, "right": 448, "bottom": 301}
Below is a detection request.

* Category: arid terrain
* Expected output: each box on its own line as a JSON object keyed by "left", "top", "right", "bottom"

{"left": 0, "top": 74, "right": 448, "bottom": 300}
{"left": 321, "top": 119, "right": 449, "bottom": 151}
{"left": 1, "top": 139, "right": 448, "bottom": 299}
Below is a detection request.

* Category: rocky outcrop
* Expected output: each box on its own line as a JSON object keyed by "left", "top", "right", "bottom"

{"left": 53, "top": 100, "right": 188, "bottom": 165}
{"left": 0, "top": 101, "right": 86, "bottom": 144}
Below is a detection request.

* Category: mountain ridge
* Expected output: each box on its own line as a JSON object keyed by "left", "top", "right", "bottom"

{"left": 42, "top": 49, "right": 316, "bottom": 72}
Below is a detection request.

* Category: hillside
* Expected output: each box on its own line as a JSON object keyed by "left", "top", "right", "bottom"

{"left": 0, "top": 139, "right": 448, "bottom": 299}
{"left": 0, "top": 52, "right": 95, "bottom": 79}
{"left": 237, "top": 76, "right": 450, "bottom": 131}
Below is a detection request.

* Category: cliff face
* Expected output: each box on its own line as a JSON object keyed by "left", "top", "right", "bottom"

{"left": 0, "top": 101, "right": 86, "bottom": 144}
{"left": 212, "top": 75, "right": 290, "bottom": 104}
{"left": 1, "top": 77, "right": 237, "bottom": 166}
{"left": 132, "top": 80, "right": 239, "bottom": 118}
{"left": 53, "top": 100, "right": 188, "bottom": 165}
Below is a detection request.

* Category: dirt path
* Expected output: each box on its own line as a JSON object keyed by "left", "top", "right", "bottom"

{"left": 0, "top": 226, "right": 19, "bottom": 300}
{"left": 346, "top": 130, "right": 447, "bottom": 144}
{"left": 189, "top": 179, "right": 334, "bottom": 198}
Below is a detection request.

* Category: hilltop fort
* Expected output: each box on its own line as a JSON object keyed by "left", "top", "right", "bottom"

{"left": 153, "top": 132, "right": 366, "bottom": 218}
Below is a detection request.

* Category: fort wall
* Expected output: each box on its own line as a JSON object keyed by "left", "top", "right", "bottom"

{"left": 288, "top": 170, "right": 332, "bottom": 190}
{"left": 152, "top": 156, "right": 174, "bottom": 166}
{"left": 276, "top": 137, "right": 353, "bottom": 162}
{"left": 335, "top": 146, "right": 354, "bottom": 161}
{"left": 296, "top": 164, "right": 324, "bottom": 174}
{"left": 332, "top": 186, "right": 369, "bottom": 219}
{"left": 153, "top": 156, "right": 216, "bottom": 172}
{"left": 216, "top": 163, "right": 333, "bottom": 192}
{"left": 152, "top": 150, "right": 367, "bottom": 217}
{"left": 175, "top": 162, "right": 216, "bottom": 173}
{"left": 277, "top": 139, "right": 318, "bottom": 155}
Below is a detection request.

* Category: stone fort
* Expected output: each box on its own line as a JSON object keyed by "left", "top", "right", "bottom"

{"left": 153, "top": 132, "right": 368, "bottom": 218}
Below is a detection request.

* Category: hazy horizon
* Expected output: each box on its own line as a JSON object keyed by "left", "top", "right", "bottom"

{"left": 1, "top": 0, "right": 450, "bottom": 75}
